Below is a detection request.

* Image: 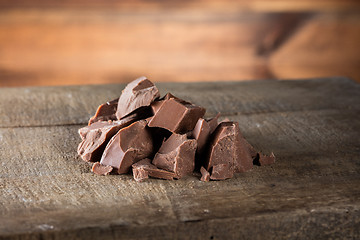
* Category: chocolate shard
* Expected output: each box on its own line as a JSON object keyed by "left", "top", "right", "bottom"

{"left": 148, "top": 97, "right": 206, "bottom": 134}
{"left": 258, "top": 152, "right": 276, "bottom": 166}
{"left": 91, "top": 162, "right": 113, "bottom": 175}
{"left": 116, "top": 76, "right": 160, "bottom": 120}
{"left": 77, "top": 116, "right": 138, "bottom": 162}
{"left": 207, "top": 113, "right": 220, "bottom": 134}
{"left": 152, "top": 133, "right": 197, "bottom": 178}
{"left": 100, "top": 120, "right": 153, "bottom": 174}
{"left": 192, "top": 118, "right": 210, "bottom": 154}
{"left": 233, "top": 123, "right": 254, "bottom": 173}
{"left": 132, "top": 158, "right": 176, "bottom": 182}
{"left": 192, "top": 113, "right": 220, "bottom": 154}
{"left": 210, "top": 164, "right": 234, "bottom": 180}
{"left": 205, "top": 121, "right": 253, "bottom": 179}
{"left": 200, "top": 166, "right": 210, "bottom": 182}
{"left": 88, "top": 98, "right": 118, "bottom": 125}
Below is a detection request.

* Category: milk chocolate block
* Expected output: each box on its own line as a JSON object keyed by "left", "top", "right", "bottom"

{"left": 116, "top": 76, "right": 160, "bottom": 119}
{"left": 132, "top": 158, "right": 176, "bottom": 182}
{"left": 78, "top": 118, "right": 137, "bottom": 162}
{"left": 148, "top": 98, "right": 206, "bottom": 134}
{"left": 205, "top": 121, "right": 253, "bottom": 179}
{"left": 152, "top": 133, "right": 197, "bottom": 178}
{"left": 91, "top": 162, "right": 113, "bottom": 175}
{"left": 88, "top": 98, "right": 118, "bottom": 125}
{"left": 100, "top": 120, "right": 153, "bottom": 174}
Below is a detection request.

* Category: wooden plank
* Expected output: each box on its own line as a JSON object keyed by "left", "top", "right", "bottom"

{"left": 0, "top": 109, "right": 359, "bottom": 238}
{"left": 0, "top": 0, "right": 359, "bottom": 12}
{"left": 0, "top": 78, "right": 359, "bottom": 239}
{"left": 269, "top": 12, "right": 360, "bottom": 81}
{"left": 1, "top": 77, "right": 359, "bottom": 128}
{"left": 0, "top": 9, "right": 271, "bottom": 87}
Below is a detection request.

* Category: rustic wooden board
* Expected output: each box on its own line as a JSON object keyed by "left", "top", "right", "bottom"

{"left": 0, "top": 77, "right": 360, "bottom": 239}
{"left": 1, "top": 4, "right": 359, "bottom": 87}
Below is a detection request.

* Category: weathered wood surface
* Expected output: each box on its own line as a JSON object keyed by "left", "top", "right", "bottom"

{"left": 0, "top": 77, "right": 360, "bottom": 239}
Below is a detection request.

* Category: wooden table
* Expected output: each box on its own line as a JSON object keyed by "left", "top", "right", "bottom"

{"left": 0, "top": 77, "right": 359, "bottom": 239}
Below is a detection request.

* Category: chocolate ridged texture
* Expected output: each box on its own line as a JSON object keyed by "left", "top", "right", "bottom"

{"left": 88, "top": 98, "right": 118, "bottom": 125}
{"left": 100, "top": 120, "right": 153, "bottom": 174}
{"left": 152, "top": 133, "right": 197, "bottom": 179}
{"left": 116, "top": 76, "right": 160, "bottom": 120}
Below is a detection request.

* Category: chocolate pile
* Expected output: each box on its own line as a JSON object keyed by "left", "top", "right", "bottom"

{"left": 78, "top": 77, "right": 275, "bottom": 182}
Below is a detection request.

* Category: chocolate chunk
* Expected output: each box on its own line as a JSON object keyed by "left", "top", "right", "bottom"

{"left": 192, "top": 114, "right": 220, "bottom": 154}
{"left": 258, "top": 152, "right": 276, "bottom": 166}
{"left": 77, "top": 117, "right": 138, "bottom": 162}
{"left": 200, "top": 166, "right": 210, "bottom": 182}
{"left": 132, "top": 158, "right": 176, "bottom": 182}
{"left": 88, "top": 98, "right": 118, "bottom": 125}
{"left": 207, "top": 113, "right": 220, "bottom": 134}
{"left": 116, "top": 76, "right": 160, "bottom": 119}
{"left": 100, "top": 120, "right": 153, "bottom": 174}
{"left": 152, "top": 133, "right": 197, "bottom": 178}
{"left": 205, "top": 122, "right": 253, "bottom": 179}
{"left": 148, "top": 98, "right": 205, "bottom": 134}
{"left": 234, "top": 125, "right": 254, "bottom": 173}
{"left": 192, "top": 118, "right": 210, "bottom": 154}
{"left": 91, "top": 162, "right": 113, "bottom": 175}
{"left": 210, "top": 164, "right": 234, "bottom": 180}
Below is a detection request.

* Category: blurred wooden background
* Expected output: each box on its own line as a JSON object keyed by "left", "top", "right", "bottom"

{"left": 0, "top": 0, "right": 359, "bottom": 87}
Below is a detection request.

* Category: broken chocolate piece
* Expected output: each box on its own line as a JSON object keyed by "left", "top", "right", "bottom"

{"left": 234, "top": 124, "right": 254, "bottom": 173}
{"left": 205, "top": 121, "right": 253, "bottom": 179}
{"left": 116, "top": 76, "right": 160, "bottom": 119}
{"left": 79, "top": 121, "right": 112, "bottom": 140}
{"left": 207, "top": 113, "right": 220, "bottom": 134}
{"left": 100, "top": 120, "right": 153, "bottom": 174}
{"left": 200, "top": 166, "right": 210, "bottom": 182}
{"left": 258, "top": 152, "right": 276, "bottom": 166}
{"left": 210, "top": 164, "right": 234, "bottom": 180}
{"left": 91, "top": 162, "right": 113, "bottom": 175}
{"left": 148, "top": 98, "right": 205, "bottom": 134}
{"left": 192, "top": 113, "right": 220, "bottom": 155}
{"left": 152, "top": 133, "right": 197, "bottom": 178}
{"left": 77, "top": 116, "right": 138, "bottom": 162}
{"left": 192, "top": 118, "right": 210, "bottom": 154}
{"left": 132, "top": 158, "right": 176, "bottom": 182}
{"left": 88, "top": 98, "right": 118, "bottom": 125}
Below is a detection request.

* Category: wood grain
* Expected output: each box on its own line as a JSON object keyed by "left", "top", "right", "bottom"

{"left": 1, "top": 77, "right": 359, "bottom": 128}
{"left": 0, "top": 77, "right": 359, "bottom": 239}
{"left": 269, "top": 12, "right": 360, "bottom": 81}
{"left": 0, "top": 0, "right": 359, "bottom": 12}
{"left": 0, "top": 2, "right": 359, "bottom": 87}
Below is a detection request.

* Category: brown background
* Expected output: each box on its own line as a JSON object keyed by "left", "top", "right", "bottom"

{"left": 0, "top": 0, "right": 359, "bottom": 87}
